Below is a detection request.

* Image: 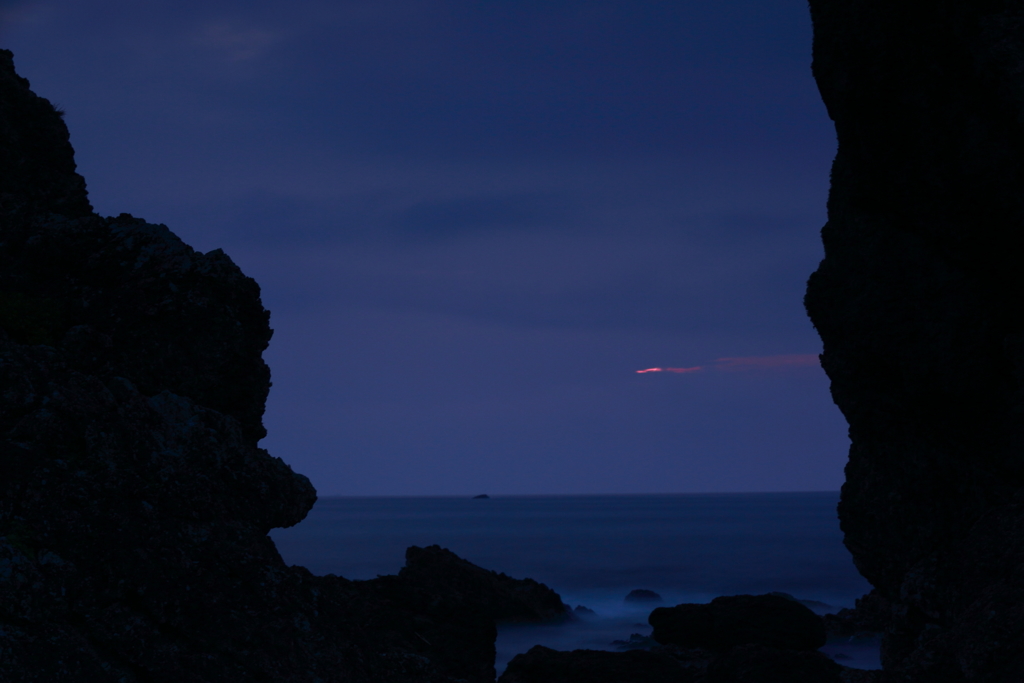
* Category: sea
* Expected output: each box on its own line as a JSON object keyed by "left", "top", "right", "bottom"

{"left": 269, "top": 492, "right": 880, "bottom": 674}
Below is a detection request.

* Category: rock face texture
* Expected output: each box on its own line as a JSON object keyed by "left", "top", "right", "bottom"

{"left": 0, "top": 49, "right": 568, "bottom": 682}
{"left": 806, "top": 2, "right": 1024, "bottom": 681}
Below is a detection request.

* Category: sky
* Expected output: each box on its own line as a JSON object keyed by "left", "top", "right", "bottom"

{"left": 0, "top": 0, "right": 846, "bottom": 496}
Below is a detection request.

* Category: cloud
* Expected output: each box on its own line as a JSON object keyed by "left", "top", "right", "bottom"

{"left": 714, "top": 354, "right": 820, "bottom": 370}
{"left": 0, "top": 0, "right": 48, "bottom": 37}
{"left": 193, "top": 23, "right": 282, "bottom": 62}
{"left": 391, "top": 193, "right": 566, "bottom": 241}
{"left": 636, "top": 355, "right": 819, "bottom": 375}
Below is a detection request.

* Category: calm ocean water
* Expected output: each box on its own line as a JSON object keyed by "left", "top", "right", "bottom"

{"left": 269, "top": 492, "right": 879, "bottom": 672}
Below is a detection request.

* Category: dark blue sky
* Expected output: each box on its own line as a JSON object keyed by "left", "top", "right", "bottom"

{"left": 1, "top": 0, "right": 846, "bottom": 495}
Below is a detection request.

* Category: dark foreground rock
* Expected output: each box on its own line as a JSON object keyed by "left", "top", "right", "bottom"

{"left": 497, "top": 641, "right": 875, "bottom": 683}
{"left": 495, "top": 594, "right": 856, "bottom": 683}
{"left": 806, "top": 1, "right": 1024, "bottom": 680}
{"left": 498, "top": 645, "right": 704, "bottom": 683}
{"left": 707, "top": 645, "right": 841, "bottom": 683}
{"left": 384, "top": 544, "right": 571, "bottom": 624}
{"left": 0, "top": 48, "right": 567, "bottom": 682}
{"left": 650, "top": 594, "right": 826, "bottom": 652}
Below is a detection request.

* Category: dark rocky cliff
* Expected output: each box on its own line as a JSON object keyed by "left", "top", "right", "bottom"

{"left": 0, "top": 49, "right": 568, "bottom": 682}
{"left": 806, "top": 2, "right": 1024, "bottom": 681}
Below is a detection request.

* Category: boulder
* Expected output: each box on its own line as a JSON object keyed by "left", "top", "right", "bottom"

{"left": 650, "top": 594, "right": 826, "bottom": 651}
{"left": 649, "top": 603, "right": 716, "bottom": 649}
{"left": 625, "top": 589, "right": 663, "bottom": 604}
{"left": 379, "top": 544, "right": 571, "bottom": 624}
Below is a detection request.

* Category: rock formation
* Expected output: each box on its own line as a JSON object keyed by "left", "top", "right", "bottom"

{"left": 805, "top": 2, "right": 1024, "bottom": 680}
{"left": 649, "top": 594, "right": 827, "bottom": 652}
{"left": 624, "top": 589, "right": 663, "bottom": 604}
{"left": 0, "top": 49, "right": 568, "bottom": 682}
{"left": 496, "top": 592, "right": 878, "bottom": 683}
{"left": 823, "top": 590, "right": 890, "bottom": 640}
{"left": 498, "top": 646, "right": 704, "bottom": 683}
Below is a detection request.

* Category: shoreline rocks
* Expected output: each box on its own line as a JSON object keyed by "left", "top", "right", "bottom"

{"left": 650, "top": 594, "right": 827, "bottom": 652}
{"left": 498, "top": 592, "right": 880, "bottom": 683}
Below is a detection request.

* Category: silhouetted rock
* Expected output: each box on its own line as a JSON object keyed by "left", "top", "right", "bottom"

{"left": 650, "top": 594, "right": 826, "bottom": 652}
{"left": 805, "top": 1, "right": 1024, "bottom": 679}
{"left": 497, "top": 592, "right": 869, "bottom": 683}
{"left": 768, "top": 591, "right": 836, "bottom": 616}
{"left": 495, "top": 636, "right": 875, "bottom": 683}
{"left": 706, "top": 644, "right": 841, "bottom": 683}
{"left": 823, "top": 590, "right": 890, "bottom": 639}
{"left": 386, "top": 544, "right": 571, "bottom": 624}
{"left": 573, "top": 604, "right": 595, "bottom": 616}
{"left": 473, "top": 494, "right": 490, "bottom": 499}
{"left": 838, "top": 669, "right": 882, "bottom": 683}
{"left": 0, "top": 49, "right": 91, "bottom": 220}
{"left": 625, "top": 588, "right": 663, "bottom": 604}
{"left": 0, "top": 49, "right": 566, "bottom": 683}
{"left": 610, "top": 633, "right": 659, "bottom": 651}
{"left": 498, "top": 645, "right": 703, "bottom": 683}
{"left": 649, "top": 603, "right": 716, "bottom": 649}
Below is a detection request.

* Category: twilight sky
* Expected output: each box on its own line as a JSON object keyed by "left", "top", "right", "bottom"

{"left": 1, "top": 0, "right": 846, "bottom": 496}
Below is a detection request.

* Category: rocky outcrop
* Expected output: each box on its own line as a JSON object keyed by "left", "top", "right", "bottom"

{"left": 393, "top": 544, "right": 571, "bottom": 624}
{"left": 625, "top": 589, "right": 663, "bottom": 604}
{"left": 499, "top": 637, "right": 870, "bottom": 683}
{"left": 0, "top": 50, "right": 90, "bottom": 220}
{"left": 496, "top": 593, "right": 870, "bottom": 683}
{"left": 0, "top": 48, "right": 568, "bottom": 682}
{"left": 823, "top": 590, "right": 890, "bottom": 640}
{"left": 649, "top": 594, "right": 826, "bottom": 652}
{"left": 805, "top": 2, "right": 1024, "bottom": 680}
{"left": 641, "top": 595, "right": 842, "bottom": 682}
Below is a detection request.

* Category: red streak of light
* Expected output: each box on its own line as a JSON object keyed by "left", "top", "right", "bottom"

{"left": 636, "top": 366, "right": 703, "bottom": 374}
